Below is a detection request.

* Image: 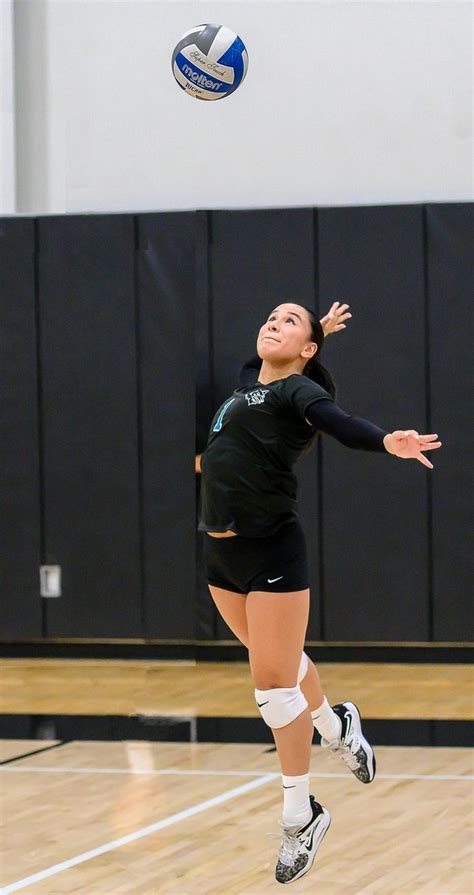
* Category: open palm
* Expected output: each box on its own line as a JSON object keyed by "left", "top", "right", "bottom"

{"left": 383, "top": 430, "right": 442, "bottom": 469}
{"left": 320, "top": 301, "right": 352, "bottom": 336}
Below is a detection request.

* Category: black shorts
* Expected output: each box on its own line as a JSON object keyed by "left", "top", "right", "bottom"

{"left": 202, "top": 519, "right": 309, "bottom": 595}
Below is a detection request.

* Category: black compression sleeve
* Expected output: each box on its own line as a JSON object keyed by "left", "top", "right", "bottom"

{"left": 305, "top": 398, "right": 389, "bottom": 452}
{"left": 238, "top": 354, "right": 262, "bottom": 386}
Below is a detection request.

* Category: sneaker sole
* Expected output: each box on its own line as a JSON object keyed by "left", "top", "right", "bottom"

{"left": 344, "top": 701, "right": 376, "bottom": 783}
{"left": 278, "top": 808, "right": 331, "bottom": 884}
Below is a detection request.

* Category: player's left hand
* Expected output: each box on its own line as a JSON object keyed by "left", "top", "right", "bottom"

{"left": 383, "top": 430, "right": 442, "bottom": 469}
{"left": 320, "top": 302, "right": 352, "bottom": 336}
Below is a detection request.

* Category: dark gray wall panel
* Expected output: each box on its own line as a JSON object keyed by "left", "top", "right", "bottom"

{"left": 318, "top": 206, "right": 429, "bottom": 640}
{"left": 138, "top": 213, "right": 195, "bottom": 639}
{"left": 196, "top": 212, "right": 214, "bottom": 454}
{"left": 0, "top": 218, "right": 42, "bottom": 637}
{"left": 39, "top": 215, "right": 142, "bottom": 637}
{"left": 427, "top": 203, "right": 474, "bottom": 640}
{"left": 3, "top": 204, "right": 469, "bottom": 647}
{"left": 208, "top": 209, "right": 322, "bottom": 639}
{"left": 195, "top": 212, "right": 215, "bottom": 640}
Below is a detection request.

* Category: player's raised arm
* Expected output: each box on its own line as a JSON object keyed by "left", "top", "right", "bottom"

{"left": 305, "top": 399, "right": 442, "bottom": 468}
{"left": 304, "top": 398, "right": 388, "bottom": 451}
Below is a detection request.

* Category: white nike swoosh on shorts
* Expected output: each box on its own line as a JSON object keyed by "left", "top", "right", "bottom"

{"left": 267, "top": 576, "right": 283, "bottom": 583}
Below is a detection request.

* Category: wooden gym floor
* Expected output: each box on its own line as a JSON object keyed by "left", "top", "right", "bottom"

{"left": 0, "top": 659, "right": 473, "bottom": 894}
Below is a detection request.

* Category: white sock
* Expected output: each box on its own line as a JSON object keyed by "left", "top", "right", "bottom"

{"left": 311, "top": 696, "right": 342, "bottom": 743}
{"left": 281, "top": 772, "right": 312, "bottom": 827}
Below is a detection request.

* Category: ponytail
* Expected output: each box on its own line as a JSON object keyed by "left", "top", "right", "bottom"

{"left": 300, "top": 306, "right": 337, "bottom": 399}
{"left": 302, "top": 354, "right": 336, "bottom": 399}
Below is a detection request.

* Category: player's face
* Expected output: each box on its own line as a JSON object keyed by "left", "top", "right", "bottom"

{"left": 257, "top": 304, "right": 316, "bottom": 362}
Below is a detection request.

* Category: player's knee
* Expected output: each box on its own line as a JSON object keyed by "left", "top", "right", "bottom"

{"left": 254, "top": 685, "right": 308, "bottom": 729}
{"left": 252, "top": 652, "right": 307, "bottom": 691}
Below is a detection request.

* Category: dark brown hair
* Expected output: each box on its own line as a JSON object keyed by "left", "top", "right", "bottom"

{"left": 299, "top": 305, "right": 336, "bottom": 399}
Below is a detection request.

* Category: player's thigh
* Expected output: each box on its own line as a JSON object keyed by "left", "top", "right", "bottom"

{"left": 246, "top": 589, "right": 310, "bottom": 688}
{"left": 208, "top": 584, "right": 249, "bottom": 647}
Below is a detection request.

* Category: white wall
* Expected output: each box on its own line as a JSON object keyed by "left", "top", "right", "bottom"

{"left": 1, "top": 0, "right": 15, "bottom": 212}
{"left": 7, "top": 0, "right": 474, "bottom": 214}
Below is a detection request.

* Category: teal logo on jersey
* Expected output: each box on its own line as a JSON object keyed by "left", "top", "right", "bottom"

{"left": 212, "top": 398, "right": 236, "bottom": 432}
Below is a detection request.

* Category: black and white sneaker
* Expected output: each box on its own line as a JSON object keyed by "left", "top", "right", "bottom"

{"left": 269, "top": 794, "right": 331, "bottom": 885}
{"left": 321, "top": 701, "right": 376, "bottom": 784}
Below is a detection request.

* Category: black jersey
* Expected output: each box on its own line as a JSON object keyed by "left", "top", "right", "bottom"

{"left": 198, "top": 372, "right": 388, "bottom": 537}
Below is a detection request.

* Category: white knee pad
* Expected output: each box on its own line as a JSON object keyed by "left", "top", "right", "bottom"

{"left": 255, "top": 685, "right": 308, "bottom": 729}
{"left": 297, "top": 652, "right": 309, "bottom": 684}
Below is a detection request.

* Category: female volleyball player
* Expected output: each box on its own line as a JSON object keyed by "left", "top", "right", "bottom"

{"left": 197, "top": 302, "right": 441, "bottom": 885}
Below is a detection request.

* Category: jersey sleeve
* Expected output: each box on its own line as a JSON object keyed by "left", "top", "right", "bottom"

{"left": 238, "top": 354, "right": 262, "bottom": 386}
{"left": 283, "top": 375, "right": 333, "bottom": 421}
{"left": 305, "top": 397, "right": 388, "bottom": 452}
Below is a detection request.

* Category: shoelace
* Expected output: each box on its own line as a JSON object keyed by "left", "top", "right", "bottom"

{"left": 331, "top": 740, "right": 361, "bottom": 770}
{"left": 265, "top": 823, "right": 302, "bottom": 866}
{"left": 322, "top": 728, "right": 362, "bottom": 770}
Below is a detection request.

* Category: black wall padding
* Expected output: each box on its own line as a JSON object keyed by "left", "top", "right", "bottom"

{"left": 427, "top": 204, "right": 474, "bottom": 640}
{"left": 38, "top": 216, "right": 142, "bottom": 637}
{"left": 195, "top": 212, "right": 215, "bottom": 640}
{"left": 1, "top": 204, "right": 471, "bottom": 647}
{"left": 318, "top": 206, "right": 429, "bottom": 640}
{"left": 0, "top": 218, "right": 42, "bottom": 637}
{"left": 208, "top": 209, "right": 322, "bottom": 639}
{"left": 137, "top": 213, "right": 195, "bottom": 639}
{"left": 196, "top": 212, "right": 215, "bottom": 455}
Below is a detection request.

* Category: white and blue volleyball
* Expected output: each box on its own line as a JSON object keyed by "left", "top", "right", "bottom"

{"left": 172, "top": 24, "right": 248, "bottom": 100}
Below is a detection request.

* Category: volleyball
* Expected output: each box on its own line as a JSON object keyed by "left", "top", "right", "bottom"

{"left": 171, "top": 24, "right": 248, "bottom": 101}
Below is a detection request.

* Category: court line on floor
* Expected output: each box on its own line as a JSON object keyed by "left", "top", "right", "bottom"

{"left": 0, "top": 765, "right": 472, "bottom": 781}
{"left": 0, "top": 772, "right": 277, "bottom": 894}
{"left": 0, "top": 742, "right": 68, "bottom": 767}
